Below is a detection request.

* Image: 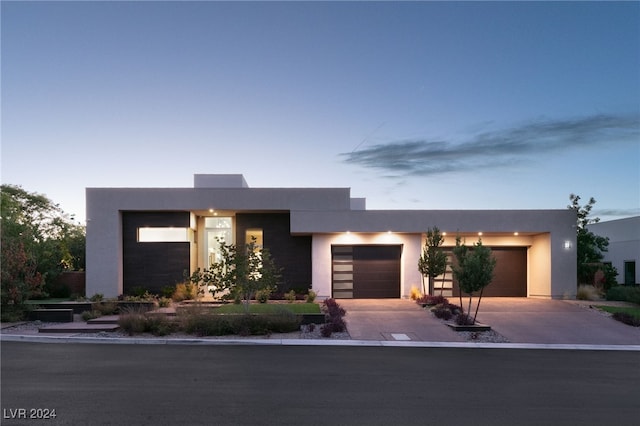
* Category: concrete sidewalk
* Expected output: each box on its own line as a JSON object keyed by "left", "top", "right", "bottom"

{"left": 338, "top": 298, "right": 640, "bottom": 345}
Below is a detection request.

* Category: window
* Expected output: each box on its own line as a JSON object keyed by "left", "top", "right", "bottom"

{"left": 246, "top": 229, "right": 263, "bottom": 250}
{"left": 138, "top": 227, "right": 191, "bottom": 242}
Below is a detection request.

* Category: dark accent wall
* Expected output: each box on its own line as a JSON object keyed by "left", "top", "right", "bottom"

{"left": 235, "top": 213, "right": 312, "bottom": 292}
{"left": 122, "top": 212, "right": 190, "bottom": 295}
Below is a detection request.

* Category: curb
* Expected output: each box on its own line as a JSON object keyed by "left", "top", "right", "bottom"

{"left": 2, "top": 334, "right": 640, "bottom": 351}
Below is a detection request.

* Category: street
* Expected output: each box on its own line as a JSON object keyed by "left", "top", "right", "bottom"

{"left": 2, "top": 342, "right": 638, "bottom": 425}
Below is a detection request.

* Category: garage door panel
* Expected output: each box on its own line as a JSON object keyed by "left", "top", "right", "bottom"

{"left": 333, "top": 245, "right": 401, "bottom": 299}
{"left": 452, "top": 247, "right": 527, "bottom": 297}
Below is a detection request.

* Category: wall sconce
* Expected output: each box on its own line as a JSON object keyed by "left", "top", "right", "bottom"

{"left": 563, "top": 241, "right": 572, "bottom": 250}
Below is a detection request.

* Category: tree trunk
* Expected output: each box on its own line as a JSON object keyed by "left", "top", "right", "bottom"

{"left": 473, "top": 287, "right": 485, "bottom": 324}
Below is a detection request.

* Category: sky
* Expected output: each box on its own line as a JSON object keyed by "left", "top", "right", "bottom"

{"left": 2, "top": 1, "right": 639, "bottom": 224}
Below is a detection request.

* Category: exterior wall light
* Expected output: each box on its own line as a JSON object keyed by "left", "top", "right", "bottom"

{"left": 564, "top": 241, "right": 572, "bottom": 250}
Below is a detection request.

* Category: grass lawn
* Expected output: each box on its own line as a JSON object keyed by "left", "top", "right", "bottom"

{"left": 595, "top": 305, "right": 640, "bottom": 320}
{"left": 215, "top": 303, "right": 321, "bottom": 314}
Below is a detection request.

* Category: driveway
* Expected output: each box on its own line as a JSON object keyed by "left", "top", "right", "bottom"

{"left": 338, "top": 298, "right": 640, "bottom": 345}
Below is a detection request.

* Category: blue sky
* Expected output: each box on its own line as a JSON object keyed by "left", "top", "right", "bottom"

{"left": 2, "top": 1, "right": 639, "bottom": 224}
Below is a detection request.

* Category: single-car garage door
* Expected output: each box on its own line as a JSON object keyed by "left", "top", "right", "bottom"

{"left": 332, "top": 245, "right": 401, "bottom": 299}
{"left": 452, "top": 247, "right": 527, "bottom": 297}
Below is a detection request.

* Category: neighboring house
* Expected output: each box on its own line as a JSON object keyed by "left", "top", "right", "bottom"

{"left": 588, "top": 216, "right": 640, "bottom": 285}
{"left": 86, "top": 174, "right": 577, "bottom": 299}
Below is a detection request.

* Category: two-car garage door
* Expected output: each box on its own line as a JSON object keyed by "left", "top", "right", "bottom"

{"left": 332, "top": 245, "right": 527, "bottom": 299}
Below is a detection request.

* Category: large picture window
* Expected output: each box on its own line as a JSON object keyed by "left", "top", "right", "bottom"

{"left": 137, "top": 227, "right": 191, "bottom": 242}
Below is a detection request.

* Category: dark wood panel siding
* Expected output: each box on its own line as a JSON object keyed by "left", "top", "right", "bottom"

{"left": 452, "top": 247, "right": 527, "bottom": 297}
{"left": 122, "top": 212, "right": 190, "bottom": 295}
{"left": 235, "top": 213, "right": 312, "bottom": 292}
{"left": 351, "top": 245, "right": 401, "bottom": 298}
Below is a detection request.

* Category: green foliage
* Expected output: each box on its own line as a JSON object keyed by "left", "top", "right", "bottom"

{"left": 157, "top": 297, "right": 172, "bottom": 308}
{"left": 215, "top": 302, "right": 321, "bottom": 314}
{"left": 178, "top": 308, "right": 299, "bottom": 336}
{"left": 1, "top": 185, "right": 85, "bottom": 308}
{"left": 81, "top": 310, "right": 101, "bottom": 321}
{"left": 452, "top": 237, "right": 496, "bottom": 324}
{"left": 89, "top": 293, "right": 104, "bottom": 302}
{"left": 606, "top": 286, "right": 640, "bottom": 305}
{"left": 576, "top": 285, "right": 601, "bottom": 301}
{"left": 95, "top": 301, "right": 119, "bottom": 315}
{"left": 568, "top": 194, "right": 610, "bottom": 285}
{"left": 192, "top": 237, "right": 282, "bottom": 312}
{"left": 305, "top": 289, "right": 317, "bottom": 303}
{"left": 255, "top": 289, "right": 271, "bottom": 303}
{"left": 117, "top": 310, "right": 177, "bottom": 336}
{"left": 172, "top": 281, "right": 199, "bottom": 302}
{"left": 284, "top": 290, "right": 297, "bottom": 303}
{"left": 418, "top": 227, "right": 448, "bottom": 295}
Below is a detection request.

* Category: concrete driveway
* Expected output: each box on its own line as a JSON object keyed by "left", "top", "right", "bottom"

{"left": 338, "top": 298, "right": 640, "bottom": 345}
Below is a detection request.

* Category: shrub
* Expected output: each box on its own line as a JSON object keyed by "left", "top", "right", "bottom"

{"left": 0, "top": 305, "right": 28, "bottom": 322}
{"left": 284, "top": 290, "right": 297, "bottom": 303}
{"left": 172, "top": 282, "right": 198, "bottom": 302}
{"left": 416, "top": 294, "right": 447, "bottom": 306}
{"left": 577, "top": 285, "right": 601, "bottom": 301}
{"left": 95, "top": 301, "right": 118, "bottom": 316}
{"left": 611, "top": 312, "right": 640, "bottom": 327}
{"left": 606, "top": 286, "right": 640, "bottom": 304}
{"left": 161, "top": 285, "right": 176, "bottom": 299}
{"left": 157, "top": 297, "right": 172, "bottom": 308}
{"left": 81, "top": 310, "right": 102, "bottom": 321}
{"left": 144, "top": 314, "right": 177, "bottom": 336}
{"left": 321, "top": 298, "right": 347, "bottom": 337}
{"left": 118, "top": 312, "right": 147, "bottom": 335}
{"left": 255, "top": 289, "right": 271, "bottom": 304}
{"left": 455, "top": 313, "right": 475, "bottom": 326}
{"left": 89, "top": 293, "right": 104, "bottom": 302}
{"left": 410, "top": 286, "right": 421, "bottom": 301}
{"left": 432, "top": 305, "right": 453, "bottom": 320}
{"left": 305, "top": 289, "right": 317, "bottom": 303}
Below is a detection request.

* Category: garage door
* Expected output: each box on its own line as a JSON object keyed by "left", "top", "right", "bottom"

{"left": 332, "top": 245, "right": 401, "bottom": 299}
{"left": 452, "top": 247, "right": 527, "bottom": 297}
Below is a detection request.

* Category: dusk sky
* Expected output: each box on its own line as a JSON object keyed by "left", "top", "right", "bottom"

{"left": 2, "top": 1, "right": 639, "bottom": 224}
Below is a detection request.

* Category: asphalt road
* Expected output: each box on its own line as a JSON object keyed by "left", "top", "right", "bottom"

{"left": 1, "top": 342, "right": 638, "bottom": 425}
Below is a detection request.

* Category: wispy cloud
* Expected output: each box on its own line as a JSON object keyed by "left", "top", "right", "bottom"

{"left": 341, "top": 114, "right": 640, "bottom": 177}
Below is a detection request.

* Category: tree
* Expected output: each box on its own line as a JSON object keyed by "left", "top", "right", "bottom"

{"left": 451, "top": 237, "right": 496, "bottom": 325}
{"left": 1, "top": 184, "right": 86, "bottom": 306}
{"left": 417, "top": 227, "right": 448, "bottom": 295}
{"left": 568, "top": 194, "right": 610, "bottom": 285}
{"left": 196, "top": 237, "right": 282, "bottom": 313}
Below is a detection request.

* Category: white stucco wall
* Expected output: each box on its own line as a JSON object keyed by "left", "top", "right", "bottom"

{"left": 311, "top": 233, "right": 422, "bottom": 299}
{"left": 589, "top": 216, "right": 640, "bottom": 284}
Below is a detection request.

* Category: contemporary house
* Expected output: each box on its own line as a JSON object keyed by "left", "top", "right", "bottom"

{"left": 588, "top": 216, "right": 640, "bottom": 285}
{"left": 86, "top": 174, "right": 577, "bottom": 299}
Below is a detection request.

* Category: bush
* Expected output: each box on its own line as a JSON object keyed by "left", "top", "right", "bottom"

{"left": 95, "top": 301, "right": 118, "bottom": 316}
{"left": 416, "top": 294, "right": 447, "bottom": 306}
{"left": 160, "top": 285, "right": 176, "bottom": 299}
{"left": 321, "top": 298, "right": 347, "bottom": 337}
{"left": 118, "top": 311, "right": 176, "bottom": 336}
{"left": 89, "top": 293, "right": 104, "bottom": 302}
{"left": 577, "top": 285, "right": 601, "bottom": 301}
{"left": 255, "top": 289, "right": 271, "bottom": 304}
{"left": 177, "top": 307, "right": 300, "bottom": 336}
{"left": 410, "top": 286, "right": 421, "bottom": 301}
{"left": 455, "top": 313, "right": 475, "bottom": 326}
{"left": 157, "top": 297, "right": 172, "bottom": 308}
{"left": 0, "top": 305, "right": 28, "bottom": 322}
{"left": 305, "top": 289, "right": 316, "bottom": 303}
{"left": 611, "top": 312, "right": 640, "bottom": 327}
{"left": 606, "top": 286, "right": 640, "bottom": 304}
{"left": 432, "top": 305, "right": 453, "bottom": 320}
{"left": 284, "top": 290, "right": 297, "bottom": 303}
{"left": 172, "top": 282, "right": 198, "bottom": 302}
{"left": 81, "top": 310, "right": 101, "bottom": 321}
